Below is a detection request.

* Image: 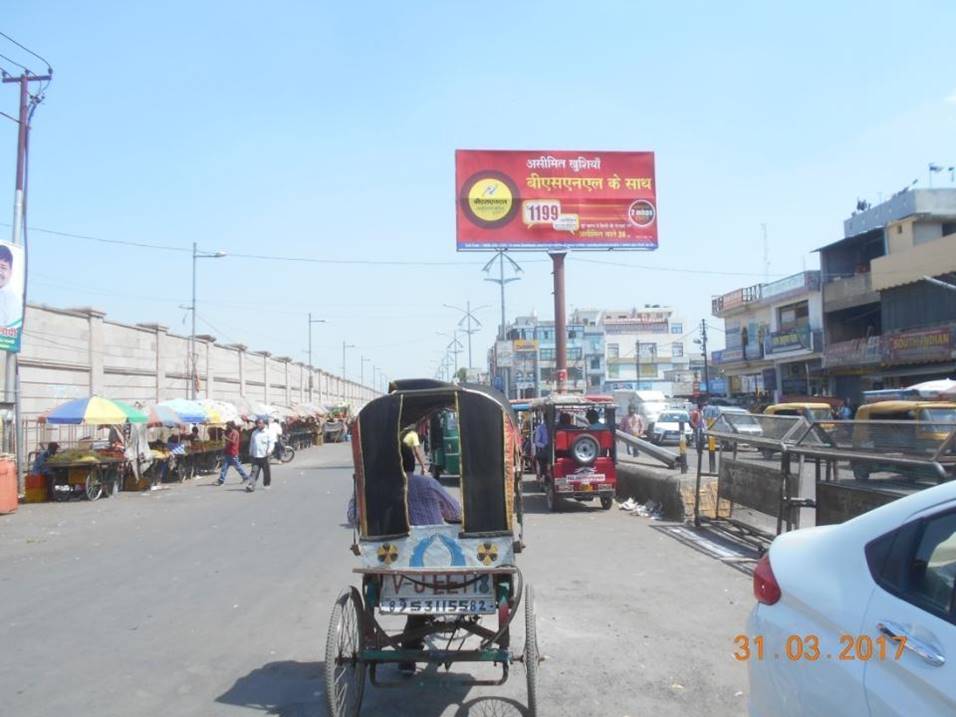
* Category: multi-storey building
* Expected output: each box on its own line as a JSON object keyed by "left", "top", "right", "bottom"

{"left": 818, "top": 189, "right": 956, "bottom": 402}
{"left": 710, "top": 271, "right": 825, "bottom": 400}
{"left": 600, "top": 306, "right": 691, "bottom": 395}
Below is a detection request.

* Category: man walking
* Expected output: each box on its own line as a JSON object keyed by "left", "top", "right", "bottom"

{"left": 246, "top": 417, "right": 271, "bottom": 492}
{"left": 619, "top": 405, "right": 645, "bottom": 457}
{"left": 269, "top": 417, "right": 284, "bottom": 460}
{"left": 216, "top": 420, "right": 250, "bottom": 485}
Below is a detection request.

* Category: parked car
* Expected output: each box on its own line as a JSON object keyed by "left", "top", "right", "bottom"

{"left": 746, "top": 479, "right": 956, "bottom": 716}
{"left": 612, "top": 389, "right": 668, "bottom": 432}
{"left": 650, "top": 410, "right": 694, "bottom": 446}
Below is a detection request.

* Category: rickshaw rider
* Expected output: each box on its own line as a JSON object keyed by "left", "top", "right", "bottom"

{"left": 400, "top": 442, "right": 461, "bottom": 674}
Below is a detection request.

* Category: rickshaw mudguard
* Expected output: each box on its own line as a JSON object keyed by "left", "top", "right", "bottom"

{"left": 357, "top": 525, "right": 515, "bottom": 571}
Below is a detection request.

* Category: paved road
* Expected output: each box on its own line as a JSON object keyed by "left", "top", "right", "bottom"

{"left": 1, "top": 444, "right": 752, "bottom": 716}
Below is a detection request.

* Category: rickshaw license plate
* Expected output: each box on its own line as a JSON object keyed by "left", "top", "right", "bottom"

{"left": 379, "top": 573, "right": 497, "bottom": 614}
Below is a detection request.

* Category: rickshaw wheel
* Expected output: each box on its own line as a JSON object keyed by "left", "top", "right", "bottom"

{"left": 84, "top": 472, "right": 103, "bottom": 501}
{"left": 524, "top": 584, "right": 539, "bottom": 717}
{"left": 325, "top": 587, "right": 366, "bottom": 717}
{"left": 600, "top": 496, "right": 613, "bottom": 510}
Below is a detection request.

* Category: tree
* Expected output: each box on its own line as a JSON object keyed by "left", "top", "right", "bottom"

{"left": 454, "top": 367, "right": 468, "bottom": 383}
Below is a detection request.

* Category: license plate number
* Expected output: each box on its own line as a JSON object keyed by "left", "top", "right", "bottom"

{"left": 378, "top": 597, "right": 494, "bottom": 614}
{"left": 379, "top": 573, "right": 496, "bottom": 614}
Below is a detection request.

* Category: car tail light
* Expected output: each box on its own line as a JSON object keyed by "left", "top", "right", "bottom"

{"left": 753, "top": 554, "right": 781, "bottom": 605}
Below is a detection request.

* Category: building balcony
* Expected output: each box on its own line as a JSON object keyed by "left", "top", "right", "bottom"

{"left": 711, "top": 284, "right": 762, "bottom": 317}
{"left": 823, "top": 272, "right": 879, "bottom": 313}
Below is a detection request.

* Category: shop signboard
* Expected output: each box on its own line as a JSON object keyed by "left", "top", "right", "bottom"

{"left": 824, "top": 336, "right": 882, "bottom": 368}
{"left": 882, "top": 326, "right": 955, "bottom": 365}
{"left": 495, "top": 341, "right": 513, "bottom": 368}
{"left": 513, "top": 339, "right": 539, "bottom": 352}
{"left": 455, "top": 150, "right": 657, "bottom": 251}
{"left": 766, "top": 326, "right": 811, "bottom": 355}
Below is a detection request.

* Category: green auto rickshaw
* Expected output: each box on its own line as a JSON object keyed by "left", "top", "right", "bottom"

{"left": 428, "top": 409, "right": 460, "bottom": 479}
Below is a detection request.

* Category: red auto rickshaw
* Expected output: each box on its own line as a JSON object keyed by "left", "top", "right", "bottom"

{"left": 531, "top": 395, "right": 617, "bottom": 511}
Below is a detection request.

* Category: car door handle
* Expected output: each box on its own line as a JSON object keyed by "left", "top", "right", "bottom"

{"left": 877, "top": 621, "right": 946, "bottom": 667}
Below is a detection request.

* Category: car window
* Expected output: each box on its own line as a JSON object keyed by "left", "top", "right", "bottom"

{"left": 775, "top": 409, "right": 799, "bottom": 417}
{"left": 908, "top": 513, "right": 956, "bottom": 615}
{"left": 867, "top": 510, "right": 956, "bottom": 624}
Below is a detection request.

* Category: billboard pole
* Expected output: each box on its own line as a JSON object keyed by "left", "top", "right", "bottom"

{"left": 551, "top": 252, "right": 567, "bottom": 394}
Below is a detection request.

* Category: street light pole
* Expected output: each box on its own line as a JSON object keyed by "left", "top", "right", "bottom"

{"left": 483, "top": 251, "right": 522, "bottom": 340}
{"left": 444, "top": 302, "right": 487, "bottom": 371}
{"left": 308, "top": 314, "right": 326, "bottom": 401}
{"left": 361, "top": 355, "right": 370, "bottom": 386}
{"left": 342, "top": 341, "right": 356, "bottom": 380}
{"left": 190, "top": 244, "right": 226, "bottom": 399}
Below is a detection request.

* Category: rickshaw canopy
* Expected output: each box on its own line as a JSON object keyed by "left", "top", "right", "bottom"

{"left": 352, "top": 379, "right": 518, "bottom": 540}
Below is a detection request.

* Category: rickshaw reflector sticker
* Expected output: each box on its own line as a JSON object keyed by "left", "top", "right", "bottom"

{"left": 377, "top": 543, "right": 399, "bottom": 564}
{"left": 379, "top": 573, "right": 497, "bottom": 614}
{"left": 477, "top": 542, "right": 499, "bottom": 565}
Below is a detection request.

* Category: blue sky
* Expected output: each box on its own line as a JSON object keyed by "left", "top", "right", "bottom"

{"left": 3, "top": 1, "right": 955, "bottom": 385}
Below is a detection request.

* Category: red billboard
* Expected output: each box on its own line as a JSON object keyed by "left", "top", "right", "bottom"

{"left": 456, "top": 149, "right": 657, "bottom": 251}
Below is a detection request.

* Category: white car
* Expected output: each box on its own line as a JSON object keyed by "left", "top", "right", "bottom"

{"left": 747, "top": 480, "right": 956, "bottom": 716}
{"left": 650, "top": 410, "right": 694, "bottom": 445}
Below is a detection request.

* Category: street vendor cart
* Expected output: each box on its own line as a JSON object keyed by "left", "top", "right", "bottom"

{"left": 325, "top": 379, "right": 538, "bottom": 716}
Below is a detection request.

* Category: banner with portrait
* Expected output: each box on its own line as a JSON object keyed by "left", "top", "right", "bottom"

{"left": 0, "top": 240, "right": 25, "bottom": 352}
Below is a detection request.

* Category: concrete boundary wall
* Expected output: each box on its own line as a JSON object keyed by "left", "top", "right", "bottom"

{"left": 17, "top": 303, "right": 377, "bottom": 423}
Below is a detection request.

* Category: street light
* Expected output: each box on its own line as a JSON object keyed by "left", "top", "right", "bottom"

{"left": 436, "top": 330, "right": 464, "bottom": 375}
{"left": 360, "top": 355, "right": 370, "bottom": 386}
{"left": 342, "top": 341, "right": 356, "bottom": 379}
{"left": 307, "top": 314, "right": 327, "bottom": 400}
{"left": 191, "top": 242, "right": 227, "bottom": 399}
{"left": 444, "top": 302, "right": 488, "bottom": 370}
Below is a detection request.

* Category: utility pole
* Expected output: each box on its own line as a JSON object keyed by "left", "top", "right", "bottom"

{"left": 360, "top": 355, "right": 369, "bottom": 386}
{"left": 307, "top": 314, "right": 326, "bottom": 400}
{"left": 634, "top": 340, "right": 641, "bottom": 390}
{"left": 482, "top": 251, "right": 522, "bottom": 340}
{"left": 190, "top": 244, "right": 226, "bottom": 399}
{"left": 700, "top": 319, "right": 710, "bottom": 394}
{"left": 4, "top": 67, "right": 52, "bottom": 486}
{"left": 552, "top": 252, "right": 567, "bottom": 393}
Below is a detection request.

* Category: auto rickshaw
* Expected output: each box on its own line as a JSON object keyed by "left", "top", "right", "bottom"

{"left": 325, "top": 379, "right": 538, "bottom": 717}
{"left": 759, "top": 402, "right": 834, "bottom": 458}
{"left": 531, "top": 394, "right": 617, "bottom": 511}
{"left": 427, "top": 408, "right": 460, "bottom": 479}
{"left": 850, "top": 400, "right": 956, "bottom": 481}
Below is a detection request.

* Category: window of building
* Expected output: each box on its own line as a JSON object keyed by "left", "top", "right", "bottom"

{"left": 590, "top": 376, "right": 601, "bottom": 387}
{"left": 777, "top": 301, "right": 809, "bottom": 329}
{"left": 607, "top": 343, "right": 619, "bottom": 359}
{"left": 607, "top": 363, "right": 620, "bottom": 378}
{"left": 567, "top": 347, "right": 582, "bottom": 360}
{"left": 539, "top": 348, "right": 555, "bottom": 361}
{"left": 672, "top": 342, "right": 684, "bottom": 358}
{"left": 590, "top": 357, "right": 601, "bottom": 370}
{"left": 568, "top": 329, "right": 577, "bottom": 339}
{"left": 671, "top": 323, "right": 683, "bottom": 334}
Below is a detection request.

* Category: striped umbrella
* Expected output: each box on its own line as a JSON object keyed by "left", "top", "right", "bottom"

{"left": 157, "top": 398, "right": 210, "bottom": 424}
{"left": 41, "top": 396, "right": 148, "bottom": 425}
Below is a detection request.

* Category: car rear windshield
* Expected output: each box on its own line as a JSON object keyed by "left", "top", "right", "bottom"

{"left": 658, "top": 412, "right": 688, "bottom": 423}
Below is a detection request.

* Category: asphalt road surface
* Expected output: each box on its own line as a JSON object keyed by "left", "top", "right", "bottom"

{"left": 1, "top": 444, "right": 752, "bottom": 716}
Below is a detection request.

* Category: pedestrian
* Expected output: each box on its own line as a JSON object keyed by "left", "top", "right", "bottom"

{"left": 619, "top": 405, "right": 645, "bottom": 456}
{"left": 246, "top": 417, "right": 271, "bottom": 492}
{"left": 269, "top": 417, "right": 283, "bottom": 460}
{"left": 216, "top": 420, "right": 250, "bottom": 485}
{"left": 32, "top": 441, "right": 59, "bottom": 475}
{"left": 402, "top": 427, "right": 428, "bottom": 474}
{"left": 532, "top": 414, "right": 549, "bottom": 478}
{"left": 837, "top": 398, "right": 852, "bottom": 420}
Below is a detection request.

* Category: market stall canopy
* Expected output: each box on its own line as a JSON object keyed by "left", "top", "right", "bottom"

{"left": 292, "top": 401, "right": 327, "bottom": 417}
{"left": 200, "top": 399, "right": 241, "bottom": 424}
{"left": 40, "top": 396, "right": 148, "bottom": 425}
{"left": 907, "top": 379, "right": 956, "bottom": 400}
{"left": 157, "top": 398, "right": 209, "bottom": 424}
{"left": 233, "top": 396, "right": 274, "bottom": 420}
{"left": 142, "top": 403, "right": 184, "bottom": 428}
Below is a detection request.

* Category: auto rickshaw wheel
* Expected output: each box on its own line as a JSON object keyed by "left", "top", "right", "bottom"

{"left": 524, "top": 584, "right": 539, "bottom": 717}
{"left": 84, "top": 472, "right": 103, "bottom": 501}
{"left": 325, "top": 587, "right": 366, "bottom": 717}
{"left": 600, "top": 496, "right": 613, "bottom": 510}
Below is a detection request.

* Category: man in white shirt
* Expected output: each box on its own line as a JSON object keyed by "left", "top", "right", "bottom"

{"left": 269, "top": 418, "right": 283, "bottom": 459}
{"left": 246, "top": 418, "right": 272, "bottom": 492}
{"left": 0, "top": 245, "right": 22, "bottom": 328}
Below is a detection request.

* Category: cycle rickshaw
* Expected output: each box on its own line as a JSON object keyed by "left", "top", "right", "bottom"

{"left": 325, "top": 379, "right": 539, "bottom": 716}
